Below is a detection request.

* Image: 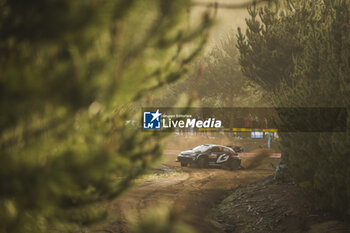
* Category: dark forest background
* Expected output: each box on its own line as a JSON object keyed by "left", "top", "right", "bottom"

{"left": 0, "top": 0, "right": 349, "bottom": 233}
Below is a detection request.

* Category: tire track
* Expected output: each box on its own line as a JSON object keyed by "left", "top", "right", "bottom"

{"left": 106, "top": 157, "right": 274, "bottom": 233}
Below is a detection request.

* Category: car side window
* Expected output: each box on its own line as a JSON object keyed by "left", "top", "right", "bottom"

{"left": 212, "top": 146, "right": 225, "bottom": 154}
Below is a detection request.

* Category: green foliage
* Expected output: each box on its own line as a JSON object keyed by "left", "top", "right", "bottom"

{"left": 198, "top": 37, "right": 266, "bottom": 107}
{"left": 0, "top": 1, "right": 214, "bottom": 232}
{"left": 153, "top": 35, "right": 266, "bottom": 108}
{"left": 238, "top": 0, "right": 350, "bottom": 218}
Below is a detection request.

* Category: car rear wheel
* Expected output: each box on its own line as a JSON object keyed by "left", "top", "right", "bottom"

{"left": 230, "top": 159, "right": 241, "bottom": 170}
{"left": 181, "top": 162, "right": 188, "bottom": 167}
{"left": 197, "top": 156, "right": 207, "bottom": 169}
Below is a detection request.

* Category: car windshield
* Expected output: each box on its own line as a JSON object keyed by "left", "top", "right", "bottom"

{"left": 192, "top": 145, "right": 210, "bottom": 152}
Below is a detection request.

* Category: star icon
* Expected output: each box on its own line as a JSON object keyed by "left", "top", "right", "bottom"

{"left": 151, "top": 109, "right": 161, "bottom": 122}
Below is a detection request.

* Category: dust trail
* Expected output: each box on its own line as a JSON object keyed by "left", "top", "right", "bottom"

{"left": 243, "top": 149, "right": 272, "bottom": 169}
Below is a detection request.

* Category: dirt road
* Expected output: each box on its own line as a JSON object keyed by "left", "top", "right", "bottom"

{"left": 107, "top": 154, "right": 276, "bottom": 233}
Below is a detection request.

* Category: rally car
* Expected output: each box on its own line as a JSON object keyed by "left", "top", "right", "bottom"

{"left": 176, "top": 144, "right": 241, "bottom": 170}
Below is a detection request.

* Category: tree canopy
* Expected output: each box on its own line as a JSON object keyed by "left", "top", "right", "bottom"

{"left": 0, "top": 1, "right": 214, "bottom": 232}
{"left": 237, "top": 0, "right": 350, "bottom": 218}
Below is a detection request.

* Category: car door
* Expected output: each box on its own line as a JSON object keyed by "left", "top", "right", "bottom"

{"left": 207, "top": 146, "right": 220, "bottom": 162}
{"left": 216, "top": 147, "right": 230, "bottom": 164}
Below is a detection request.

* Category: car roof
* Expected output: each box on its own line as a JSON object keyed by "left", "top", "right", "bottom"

{"left": 203, "top": 144, "right": 229, "bottom": 149}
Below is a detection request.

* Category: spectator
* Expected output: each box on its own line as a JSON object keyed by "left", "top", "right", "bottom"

{"left": 253, "top": 115, "right": 259, "bottom": 128}
{"left": 244, "top": 113, "right": 253, "bottom": 128}
{"left": 261, "top": 117, "right": 268, "bottom": 129}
